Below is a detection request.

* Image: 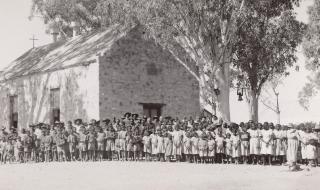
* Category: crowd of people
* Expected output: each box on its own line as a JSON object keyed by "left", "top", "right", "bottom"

{"left": 0, "top": 113, "right": 319, "bottom": 171}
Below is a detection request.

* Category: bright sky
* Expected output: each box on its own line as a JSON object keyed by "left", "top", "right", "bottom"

{"left": 0, "top": 0, "right": 318, "bottom": 124}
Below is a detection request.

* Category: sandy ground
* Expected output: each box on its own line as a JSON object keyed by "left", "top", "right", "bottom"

{"left": 0, "top": 161, "right": 319, "bottom": 190}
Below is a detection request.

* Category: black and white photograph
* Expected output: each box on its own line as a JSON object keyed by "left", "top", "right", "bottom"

{"left": 0, "top": 0, "right": 319, "bottom": 190}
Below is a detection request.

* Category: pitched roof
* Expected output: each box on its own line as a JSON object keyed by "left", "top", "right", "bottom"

{"left": 0, "top": 24, "right": 129, "bottom": 82}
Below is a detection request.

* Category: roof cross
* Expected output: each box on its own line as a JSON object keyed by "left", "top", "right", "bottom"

{"left": 30, "top": 35, "right": 38, "bottom": 48}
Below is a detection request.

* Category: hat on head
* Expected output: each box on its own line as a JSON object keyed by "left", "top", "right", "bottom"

{"left": 89, "top": 119, "right": 97, "bottom": 125}
{"left": 124, "top": 112, "right": 132, "bottom": 118}
{"left": 102, "top": 118, "right": 110, "bottom": 123}
{"left": 74, "top": 118, "right": 82, "bottom": 124}
{"left": 132, "top": 114, "right": 139, "bottom": 119}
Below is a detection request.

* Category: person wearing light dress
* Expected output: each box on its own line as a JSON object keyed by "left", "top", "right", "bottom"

{"left": 260, "top": 123, "right": 274, "bottom": 165}
{"left": 248, "top": 124, "right": 260, "bottom": 164}
{"left": 286, "top": 125, "right": 300, "bottom": 171}
{"left": 305, "top": 127, "right": 318, "bottom": 167}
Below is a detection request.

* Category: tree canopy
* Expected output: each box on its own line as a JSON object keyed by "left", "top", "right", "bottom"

{"left": 299, "top": 0, "right": 320, "bottom": 110}
{"left": 232, "top": 0, "right": 305, "bottom": 121}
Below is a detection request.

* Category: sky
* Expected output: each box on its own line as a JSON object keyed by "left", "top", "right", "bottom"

{"left": 0, "top": 0, "right": 318, "bottom": 124}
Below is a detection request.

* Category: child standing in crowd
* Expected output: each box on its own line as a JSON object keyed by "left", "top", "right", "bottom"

{"left": 207, "top": 134, "right": 216, "bottom": 164}
{"left": 133, "top": 128, "right": 142, "bottom": 161}
{"left": 198, "top": 132, "right": 208, "bottom": 163}
{"left": 172, "top": 124, "right": 183, "bottom": 162}
{"left": 5, "top": 139, "right": 14, "bottom": 164}
{"left": 305, "top": 127, "right": 318, "bottom": 167}
{"left": 114, "top": 130, "right": 120, "bottom": 161}
{"left": 260, "top": 123, "right": 274, "bottom": 165}
{"left": 51, "top": 130, "right": 58, "bottom": 162}
{"left": 78, "top": 128, "right": 88, "bottom": 162}
{"left": 225, "top": 133, "right": 232, "bottom": 164}
{"left": 231, "top": 130, "right": 241, "bottom": 164}
{"left": 34, "top": 137, "right": 41, "bottom": 162}
{"left": 299, "top": 125, "right": 308, "bottom": 165}
{"left": 150, "top": 130, "right": 158, "bottom": 161}
{"left": 191, "top": 132, "right": 199, "bottom": 163}
{"left": 0, "top": 139, "right": 7, "bottom": 164}
{"left": 125, "top": 130, "right": 134, "bottom": 161}
{"left": 44, "top": 130, "right": 53, "bottom": 162}
{"left": 14, "top": 137, "right": 23, "bottom": 163}
{"left": 183, "top": 132, "right": 192, "bottom": 162}
{"left": 105, "top": 126, "right": 115, "bottom": 161}
{"left": 142, "top": 131, "right": 151, "bottom": 161}
{"left": 280, "top": 125, "right": 288, "bottom": 165}
{"left": 39, "top": 131, "right": 46, "bottom": 162}
{"left": 56, "top": 129, "right": 67, "bottom": 162}
{"left": 274, "top": 124, "right": 286, "bottom": 165}
{"left": 96, "top": 128, "right": 106, "bottom": 162}
{"left": 157, "top": 131, "right": 165, "bottom": 162}
{"left": 68, "top": 131, "right": 77, "bottom": 161}
{"left": 248, "top": 124, "right": 260, "bottom": 164}
{"left": 287, "top": 125, "right": 300, "bottom": 171}
{"left": 87, "top": 130, "right": 96, "bottom": 161}
{"left": 119, "top": 125, "right": 127, "bottom": 161}
{"left": 164, "top": 132, "right": 173, "bottom": 162}
{"left": 240, "top": 124, "right": 250, "bottom": 164}
{"left": 215, "top": 130, "right": 225, "bottom": 164}
{"left": 23, "top": 131, "right": 32, "bottom": 163}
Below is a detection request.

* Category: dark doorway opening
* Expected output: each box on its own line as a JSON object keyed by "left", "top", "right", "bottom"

{"left": 50, "top": 88, "right": 60, "bottom": 124}
{"left": 140, "top": 103, "right": 164, "bottom": 118}
{"left": 9, "top": 95, "right": 18, "bottom": 129}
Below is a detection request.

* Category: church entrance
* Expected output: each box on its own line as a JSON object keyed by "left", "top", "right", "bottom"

{"left": 141, "top": 103, "right": 164, "bottom": 118}
{"left": 9, "top": 95, "right": 18, "bottom": 129}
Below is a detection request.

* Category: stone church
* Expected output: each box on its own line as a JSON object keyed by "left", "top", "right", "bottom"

{"left": 0, "top": 25, "right": 201, "bottom": 130}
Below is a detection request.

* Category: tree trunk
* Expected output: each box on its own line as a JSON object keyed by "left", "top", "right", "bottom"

{"left": 199, "top": 62, "right": 230, "bottom": 122}
{"left": 248, "top": 90, "right": 259, "bottom": 122}
{"left": 215, "top": 62, "right": 231, "bottom": 122}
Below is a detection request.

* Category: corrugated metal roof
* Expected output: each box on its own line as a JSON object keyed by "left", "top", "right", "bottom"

{"left": 0, "top": 24, "right": 129, "bottom": 82}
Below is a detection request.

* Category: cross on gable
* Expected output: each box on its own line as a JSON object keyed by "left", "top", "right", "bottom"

{"left": 30, "top": 35, "right": 38, "bottom": 48}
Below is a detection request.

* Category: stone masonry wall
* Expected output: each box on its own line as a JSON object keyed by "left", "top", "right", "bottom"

{"left": 99, "top": 26, "right": 200, "bottom": 119}
{"left": 0, "top": 63, "right": 99, "bottom": 130}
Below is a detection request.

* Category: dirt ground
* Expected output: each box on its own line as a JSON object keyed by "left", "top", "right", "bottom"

{"left": 0, "top": 161, "right": 318, "bottom": 190}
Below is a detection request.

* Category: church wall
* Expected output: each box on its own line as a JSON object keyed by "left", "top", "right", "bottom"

{"left": 0, "top": 63, "right": 99, "bottom": 130}
{"left": 99, "top": 27, "right": 200, "bottom": 120}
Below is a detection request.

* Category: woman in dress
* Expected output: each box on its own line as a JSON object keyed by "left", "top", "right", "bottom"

{"left": 164, "top": 132, "right": 173, "bottom": 162}
{"left": 260, "top": 123, "right": 274, "bottom": 165}
{"left": 274, "top": 124, "right": 285, "bottom": 165}
{"left": 305, "top": 127, "right": 318, "bottom": 167}
{"left": 248, "top": 123, "right": 260, "bottom": 164}
{"left": 231, "top": 129, "right": 241, "bottom": 164}
{"left": 287, "top": 124, "right": 300, "bottom": 171}
{"left": 157, "top": 130, "right": 165, "bottom": 162}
